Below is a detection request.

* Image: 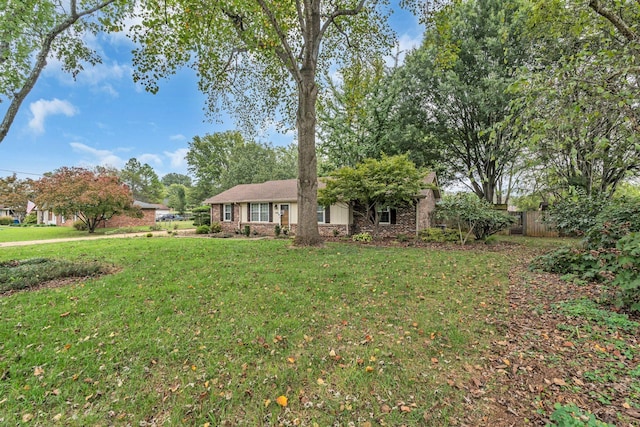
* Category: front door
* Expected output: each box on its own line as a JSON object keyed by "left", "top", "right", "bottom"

{"left": 280, "top": 204, "right": 289, "bottom": 228}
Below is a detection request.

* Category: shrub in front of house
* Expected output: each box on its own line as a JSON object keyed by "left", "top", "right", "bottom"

{"left": 243, "top": 225, "right": 251, "bottom": 237}
{"left": 196, "top": 225, "right": 210, "bottom": 234}
{"left": 419, "top": 228, "right": 459, "bottom": 243}
{"left": 23, "top": 213, "right": 37, "bottom": 225}
{"left": 73, "top": 220, "right": 88, "bottom": 231}
{"left": 210, "top": 222, "right": 222, "bottom": 233}
{"left": 0, "top": 216, "right": 13, "bottom": 225}
{"left": 352, "top": 232, "right": 372, "bottom": 243}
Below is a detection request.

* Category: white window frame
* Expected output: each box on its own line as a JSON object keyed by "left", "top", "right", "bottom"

{"left": 316, "top": 205, "right": 325, "bottom": 223}
{"left": 378, "top": 206, "right": 390, "bottom": 224}
{"left": 250, "top": 202, "right": 270, "bottom": 222}
{"left": 224, "top": 204, "right": 232, "bottom": 222}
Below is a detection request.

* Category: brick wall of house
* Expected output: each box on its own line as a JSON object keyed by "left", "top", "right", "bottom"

{"left": 101, "top": 209, "right": 156, "bottom": 228}
{"left": 352, "top": 205, "right": 417, "bottom": 238}
{"left": 210, "top": 203, "right": 349, "bottom": 237}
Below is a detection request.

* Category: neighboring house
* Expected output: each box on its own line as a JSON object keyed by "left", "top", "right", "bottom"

{"left": 154, "top": 204, "right": 171, "bottom": 219}
{"left": 100, "top": 201, "right": 160, "bottom": 228}
{"left": 0, "top": 206, "right": 13, "bottom": 218}
{"left": 204, "top": 174, "right": 440, "bottom": 238}
{"left": 37, "top": 201, "right": 159, "bottom": 228}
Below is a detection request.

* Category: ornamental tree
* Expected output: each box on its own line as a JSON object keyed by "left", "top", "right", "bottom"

{"left": 0, "top": 174, "right": 35, "bottom": 220}
{"left": 34, "top": 167, "right": 140, "bottom": 233}
{"left": 318, "top": 154, "right": 428, "bottom": 237}
{"left": 131, "top": 0, "right": 402, "bottom": 245}
{"left": 435, "top": 193, "right": 515, "bottom": 244}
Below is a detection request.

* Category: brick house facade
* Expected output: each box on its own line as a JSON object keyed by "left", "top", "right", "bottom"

{"left": 205, "top": 174, "right": 440, "bottom": 238}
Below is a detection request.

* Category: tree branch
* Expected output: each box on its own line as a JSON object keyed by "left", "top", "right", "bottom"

{"left": 0, "top": 0, "right": 117, "bottom": 143}
{"left": 319, "top": 0, "right": 367, "bottom": 42}
{"left": 588, "top": 0, "right": 637, "bottom": 42}
{"left": 255, "top": 0, "right": 302, "bottom": 82}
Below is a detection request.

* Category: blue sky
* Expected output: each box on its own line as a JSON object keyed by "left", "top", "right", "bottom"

{"left": 0, "top": 4, "right": 423, "bottom": 181}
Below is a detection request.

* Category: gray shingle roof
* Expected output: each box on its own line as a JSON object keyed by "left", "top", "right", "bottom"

{"left": 204, "top": 173, "right": 439, "bottom": 205}
{"left": 204, "top": 179, "right": 302, "bottom": 204}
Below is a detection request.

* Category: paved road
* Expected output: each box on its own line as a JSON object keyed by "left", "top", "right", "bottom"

{"left": 0, "top": 231, "right": 174, "bottom": 248}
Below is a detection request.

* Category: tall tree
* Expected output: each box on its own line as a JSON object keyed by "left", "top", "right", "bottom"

{"left": 0, "top": 0, "right": 131, "bottom": 143}
{"left": 166, "top": 184, "right": 188, "bottom": 214}
{"left": 510, "top": 0, "right": 640, "bottom": 197}
{"left": 120, "top": 158, "right": 164, "bottom": 203}
{"left": 131, "top": 0, "right": 399, "bottom": 245}
{"left": 161, "top": 173, "right": 192, "bottom": 188}
{"left": 186, "top": 131, "right": 297, "bottom": 203}
{"left": 0, "top": 174, "right": 34, "bottom": 220}
{"left": 398, "top": 0, "right": 533, "bottom": 203}
{"left": 34, "top": 167, "right": 140, "bottom": 233}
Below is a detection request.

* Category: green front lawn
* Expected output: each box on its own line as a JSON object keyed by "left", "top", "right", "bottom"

{"left": 0, "top": 221, "right": 196, "bottom": 243}
{"left": 0, "top": 238, "right": 512, "bottom": 425}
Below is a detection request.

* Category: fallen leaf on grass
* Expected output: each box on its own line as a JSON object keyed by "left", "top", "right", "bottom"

{"left": 400, "top": 405, "right": 412, "bottom": 413}
{"left": 60, "top": 312, "right": 70, "bottom": 318}
{"left": 552, "top": 378, "right": 567, "bottom": 386}
{"left": 22, "top": 413, "right": 33, "bottom": 422}
{"left": 381, "top": 404, "right": 392, "bottom": 413}
{"left": 365, "top": 366, "right": 374, "bottom": 373}
{"left": 276, "top": 395, "right": 288, "bottom": 407}
{"left": 33, "top": 367, "right": 44, "bottom": 376}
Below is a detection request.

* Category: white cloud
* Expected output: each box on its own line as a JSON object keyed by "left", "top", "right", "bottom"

{"left": 387, "top": 33, "right": 423, "bottom": 67}
{"left": 28, "top": 99, "right": 78, "bottom": 134}
{"left": 70, "top": 142, "right": 125, "bottom": 169}
{"left": 169, "top": 134, "right": 187, "bottom": 141}
{"left": 164, "top": 148, "right": 189, "bottom": 169}
{"left": 139, "top": 153, "right": 163, "bottom": 166}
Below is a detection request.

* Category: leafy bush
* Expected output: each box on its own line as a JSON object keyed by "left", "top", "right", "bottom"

{"left": 611, "top": 233, "right": 640, "bottom": 312}
{"left": 583, "top": 197, "right": 640, "bottom": 249}
{"left": 0, "top": 216, "right": 13, "bottom": 225}
{"left": 23, "top": 213, "right": 37, "bottom": 225}
{"left": 149, "top": 224, "right": 162, "bottom": 231}
{"left": 435, "top": 193, "right": 515, "bottom": 243}
{"left": 210, "top": 222, "right": 222, "bottom": 233}
{"left": 419, "top": 227, "right": 459, "bottom": 243}
{"left": 532, "top": 234, "right": 640, "bottom": 313}
{"left": 548, "top": 193, "right": 609, "bottom": 237}
{"left": 274, "top": 224, "right": 281, "bottom": 237}
{"left": 196, "top": 225, "right": 210, "bottom": 234}
{"left": 243, "top": 225, "right": 251, "bottom": 237}
{"left": 73, "top": 220, "right": 88, "bottom": 231}
{"left": 352, "top": 232, "right": 372, "bottom": 242}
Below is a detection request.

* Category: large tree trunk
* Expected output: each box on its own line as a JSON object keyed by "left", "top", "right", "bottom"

{"left": 295, "top": 68, "right": 322, "bottom": 246}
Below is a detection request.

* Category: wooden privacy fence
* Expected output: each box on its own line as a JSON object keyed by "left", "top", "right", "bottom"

{"left": 508, "top": 211, "right": 558, "bottom": 237}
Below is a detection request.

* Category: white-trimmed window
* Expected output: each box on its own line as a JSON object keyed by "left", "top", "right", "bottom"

{"left": 378, "top": 206, "right": 391, "bottom": 224}
{"left": 250, "top": 203, "right": 270, "bottom": 222}
{"left": 224, "top": 204, "right": 232, "bottom": 221}
{"left": 317, "top": 205, "right": 325, "bottom": 223}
